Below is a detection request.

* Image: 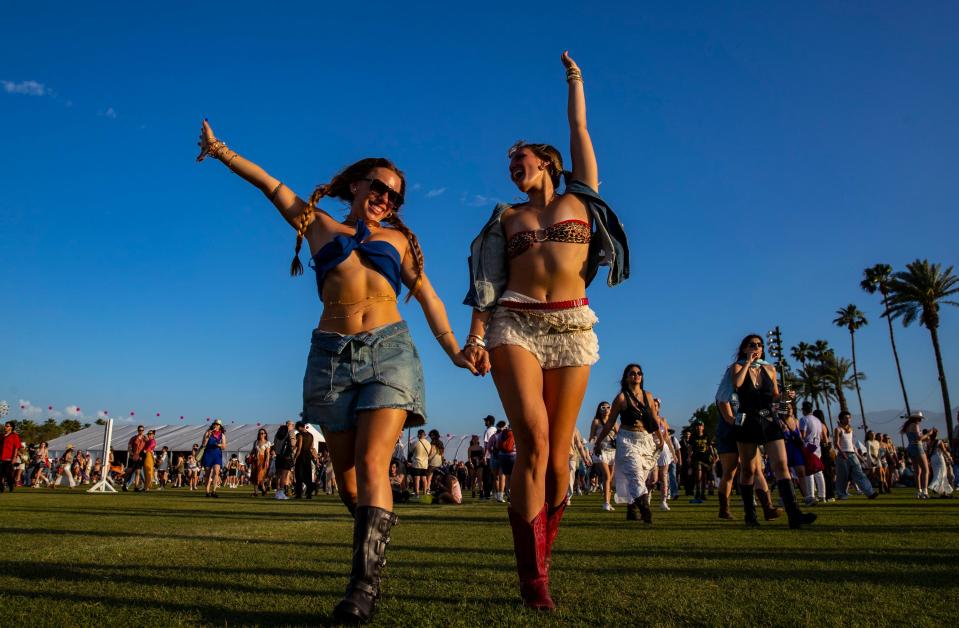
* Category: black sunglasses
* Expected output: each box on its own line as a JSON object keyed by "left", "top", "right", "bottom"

{"left": 747, "top": 342, "right": 763, "bottom": 348}
{"left": 362, "top": 178, "right": 404, "bottom": 210}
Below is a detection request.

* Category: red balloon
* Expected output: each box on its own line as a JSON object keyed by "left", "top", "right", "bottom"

{"left": 256, "top": 422, "right": 261, "bottom": 426}
{"left": 180, "top": 415, "right": 184, "bottom": 420}
{"left": 76, "top": 407, "right": 81, "bottom": 412}
{"left": 20, "top": 404, "right": 24, "bottom": 409}
{"left": 130, "top": 411, "right": 135, "bottom": 416}
{"left": 48, "top": 405, "right": 53, "bottom": 410}
{"left": 156, "top": 412, "right": 160, "bottom": 416}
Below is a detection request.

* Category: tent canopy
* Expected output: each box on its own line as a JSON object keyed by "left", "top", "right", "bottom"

{"left": 45, "top": 422, "right": 325, "bottom": 457}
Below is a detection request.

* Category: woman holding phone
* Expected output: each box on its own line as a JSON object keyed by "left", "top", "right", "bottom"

{"left": 726, "top": 334, "right": 816, "bottom": 528}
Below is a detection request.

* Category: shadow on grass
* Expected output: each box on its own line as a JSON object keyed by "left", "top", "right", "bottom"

{"left": 1, "top": 581, "right": 513, "bottom": 626}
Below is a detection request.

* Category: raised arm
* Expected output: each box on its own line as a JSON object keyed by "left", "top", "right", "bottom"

{"left": 561, "top": 51, "right": 598, "bottom": 190}
{"left": 197, "top": 119, "right": 319, "bottom": 229}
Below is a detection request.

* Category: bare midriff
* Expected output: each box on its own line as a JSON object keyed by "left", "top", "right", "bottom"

{"left": 505, "top": 240, "right": 589, "bottom": 302}
{"left": 318, "top": 252, "right": 402, "bottom": 335}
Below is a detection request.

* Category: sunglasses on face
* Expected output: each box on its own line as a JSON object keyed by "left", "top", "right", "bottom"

{"left": 747, "top": 342, "right": 763, "bottom": 348}
{"left": 362, "top": 178, "right": 404, "bottom": 210}
{"left": 629, "top": 371, "right": 643, "bottom": 377}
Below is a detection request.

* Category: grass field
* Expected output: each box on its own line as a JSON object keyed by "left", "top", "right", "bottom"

{"left": 0, "top": 487, "right": 956, "bottom": 626}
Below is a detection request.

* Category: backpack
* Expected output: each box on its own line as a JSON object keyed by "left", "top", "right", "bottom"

{"left": 499, "top": 428, "right": 515, "bottom": 454}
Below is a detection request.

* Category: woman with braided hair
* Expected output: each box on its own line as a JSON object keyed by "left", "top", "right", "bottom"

{"left": 197, "top": 121, "right": 476, "bottom": 623}
{"left": 461, "top": 52, "right": 629, "bottom": 611}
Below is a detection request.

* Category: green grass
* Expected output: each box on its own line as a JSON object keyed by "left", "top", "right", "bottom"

{"left": 0, "top": 487, "right": 956, "bottom": 626}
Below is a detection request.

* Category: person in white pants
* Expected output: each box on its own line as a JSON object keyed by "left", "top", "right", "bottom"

{"left": 798, "top": 403, "right": 828, "bottom": 504}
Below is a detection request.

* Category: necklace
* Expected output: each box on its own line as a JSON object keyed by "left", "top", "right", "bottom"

{"left": 343, "top": 217, "right": 382, "bottom": 229}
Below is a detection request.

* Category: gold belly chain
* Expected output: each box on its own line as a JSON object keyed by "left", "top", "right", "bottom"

{"left": 322, "top": 294, "right": 397, "bottom": 320}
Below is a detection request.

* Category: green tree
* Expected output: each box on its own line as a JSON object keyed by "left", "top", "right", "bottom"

{"left": 810, "top": 339, "right": 836, "bottom": 426}
{"left": 862, "top": 263, "right": 912, "bottom": 416}
{"left": 834, "top": 304, "right": 869, "bottom": 431}
{"left": 59, "top": 419, "right": 83, "bottom": 435}
{"left": 820, "top": 352, "right": 865, "bottom": 422}
{"left": 16, "top": 419, "right": 40, "bottom": 443}
{"left": 37, "top": 418, "right": 62, "bottom": 443}
{"left": 886, "top": 259, "right": 959, "bottom": 442}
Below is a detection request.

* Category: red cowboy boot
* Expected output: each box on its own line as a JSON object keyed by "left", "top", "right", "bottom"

{"left": 544, "top": 497, "right": 568, "bottom": 576}
{"left": 507, "top": 504, "right": 555, "bottom": 611}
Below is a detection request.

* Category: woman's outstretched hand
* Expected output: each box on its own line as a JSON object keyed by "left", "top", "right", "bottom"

{"left": 196, "top": 119, "right": 217, "bottom": 162}
{"left": 561, "top": 50, "right": 580, "bottom": 74}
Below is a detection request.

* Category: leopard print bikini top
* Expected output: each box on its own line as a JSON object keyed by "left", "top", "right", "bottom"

{"left": 506, "top": 219, "right": 591, "bottom": 259}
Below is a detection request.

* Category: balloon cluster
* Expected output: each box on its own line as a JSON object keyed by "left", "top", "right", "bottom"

{"left": 0, "top": 400, "right": 8, "bottom": 419}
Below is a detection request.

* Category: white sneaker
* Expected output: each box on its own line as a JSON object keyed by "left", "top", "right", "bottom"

{"left": 660, "top": 500, "right": 670, "bottom": 512}
{"left": 601, "top": 502, "right": 614, "bottom": 511}
{"left": 275, "top": 489, "right": 288, "bottom": 500}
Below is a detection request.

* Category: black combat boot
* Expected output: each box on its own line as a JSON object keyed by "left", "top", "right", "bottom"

{"left": 331, "top": 506, "right": 398, "bottom": 623}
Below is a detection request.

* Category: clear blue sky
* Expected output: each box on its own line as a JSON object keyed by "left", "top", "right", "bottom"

{"left": 2, "top": 2, "right": 957, "bottom": 441}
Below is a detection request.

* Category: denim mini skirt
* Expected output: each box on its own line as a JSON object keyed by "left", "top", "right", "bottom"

{"left": 302, "top": 321, "right": 427, "bottom": 432}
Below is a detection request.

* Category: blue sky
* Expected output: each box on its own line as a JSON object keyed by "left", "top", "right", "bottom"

{"left": 2, "top": 2, "right": 958, "bottom": 441}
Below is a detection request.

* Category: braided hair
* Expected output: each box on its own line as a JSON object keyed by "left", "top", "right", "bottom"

{"left": 289, "top": 158, "right": 424, "bottom": 302}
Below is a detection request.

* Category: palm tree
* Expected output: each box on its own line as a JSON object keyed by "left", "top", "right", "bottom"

{"left": 834, "top": 304, "right": 869, "bottom": 432}
{"left": 862, "top": 263, "right": 912, "bottom": 416}
{"left": 886, "top": 259, "right": 959, "bottom": 442}
{"left": 791, "top": 342, "right": 814, "bottom": 370}
{"left": 810, "top": 339, "right": 835, "bottom": 425}
{"left": 820, "top": 352, "right": 864, "bottom": 420}
{"left": 794, "top": 362, "right": 826, "bottom": 411}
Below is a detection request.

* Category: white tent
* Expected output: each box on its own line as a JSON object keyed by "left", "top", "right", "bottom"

{"left": 45, "top": 422, "right": 325, "bottom": 458}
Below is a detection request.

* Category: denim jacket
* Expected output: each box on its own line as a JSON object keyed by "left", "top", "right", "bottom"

{"left": 463, "top": 180, "right": 630, "bottom": 311}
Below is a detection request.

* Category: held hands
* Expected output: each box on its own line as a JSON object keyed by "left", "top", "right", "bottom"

{"left": 452, "top": 351, "right": 480, "bottom": 376}
{"left": 460, "top": 345, "right": 491, "bottom": 377}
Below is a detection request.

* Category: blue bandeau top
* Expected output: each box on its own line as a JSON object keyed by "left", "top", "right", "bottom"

{"left": 309, "top": 220, "right": 403, "bottom": 299}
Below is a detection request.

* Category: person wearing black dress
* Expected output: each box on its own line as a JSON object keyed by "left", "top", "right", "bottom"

{"left": 728, "top": 335, "right": 816, "bottom": 529}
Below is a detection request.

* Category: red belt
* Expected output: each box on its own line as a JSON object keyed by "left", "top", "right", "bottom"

{"left": 499, "top": 297, "right": 589, "bottom": 311}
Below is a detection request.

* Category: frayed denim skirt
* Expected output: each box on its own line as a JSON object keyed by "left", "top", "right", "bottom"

{"left": 302, "top": 321, "right": 427, "bottom": 432}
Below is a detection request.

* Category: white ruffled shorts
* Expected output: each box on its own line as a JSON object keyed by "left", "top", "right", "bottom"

{"left": 486, "top": 291, "right": 599, "bottom": 370}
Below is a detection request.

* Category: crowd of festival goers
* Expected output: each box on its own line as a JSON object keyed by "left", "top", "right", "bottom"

{"left": 2, "top": 411, "right": 956, "bottom": 506}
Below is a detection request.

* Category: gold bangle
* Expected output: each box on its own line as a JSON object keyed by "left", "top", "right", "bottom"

{"left": 269, "top": 182, "right": 284, "bottom": 201}
{"left": 434, "top": 330, "right": 452, "bottom": 340}
{"left": 225, "top": 152, "right": 239, "bottom": 168}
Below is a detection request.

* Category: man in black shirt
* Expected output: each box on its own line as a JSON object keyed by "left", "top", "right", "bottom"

{"left": 689, "top": 422, "right": 711, "bottom": 503}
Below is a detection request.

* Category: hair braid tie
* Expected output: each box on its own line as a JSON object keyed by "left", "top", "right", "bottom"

{"left": 289, "top": 184, "right": 329, "bottom": 276}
